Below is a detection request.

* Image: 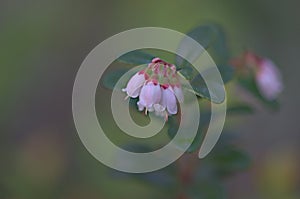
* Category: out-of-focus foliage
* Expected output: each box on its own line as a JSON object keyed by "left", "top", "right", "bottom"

{"left": 2, "top": 0, "right": 298, "bottom": 199}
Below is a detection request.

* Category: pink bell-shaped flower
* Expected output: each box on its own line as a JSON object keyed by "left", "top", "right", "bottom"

{"left": 256, "top": 59, "right": 283, "bottom": 100}
{"left": 122, "top": 71, "right": 146, "bottom": 98}
{"left": 137, "top": 82, "right": 162, "bottom": 113}
{"left": 160, "top": 87, "right": 177, "bottom": 115}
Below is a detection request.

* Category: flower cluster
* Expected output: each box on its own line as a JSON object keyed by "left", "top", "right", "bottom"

{"left": 122, "top": 58, "right": 183, "bottom": 120}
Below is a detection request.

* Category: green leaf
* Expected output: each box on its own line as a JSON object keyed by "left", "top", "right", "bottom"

{"left": 189, "top": 73, "right": 225, "bottom": 103}
{"left": 238, "top": 75, "right": 280, "bottom": 110}
{"left": 208, "top": 24, "right": 230, "bottom": 64}
{"left": 176, "top": 23, "right": 231, "bottom": 67}
{"left": 176, "top": 24, "right": 219, "bottom": 68}
{"left": 177, "top": 64, "right": 196, "bottom": 80}
{"left": 101, "top": 68, "right": 129, "bottom": 89}
{"left": 175, "top": 24, "right": 232, "bottom": 103}
{"left": 179, "top": 63, "right": 234, "bottom": 84}
{"left": 117, "top": 50, "right": 154, "bottom": 65}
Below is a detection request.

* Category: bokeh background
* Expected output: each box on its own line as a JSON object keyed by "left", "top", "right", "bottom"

{"left": 1, "top": 0, "right": 299, "bottom": 198}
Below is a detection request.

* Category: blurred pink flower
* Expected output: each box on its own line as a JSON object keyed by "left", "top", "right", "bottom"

{"left": 256, "top": 58, "right": 283, "bottom": 100}
{"left": 232, "top": 51, "right": 283, "bottom": 101}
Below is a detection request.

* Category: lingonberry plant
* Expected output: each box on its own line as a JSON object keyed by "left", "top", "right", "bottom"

{"left": 102, "top": 23, "right": 283, "bottom": 199}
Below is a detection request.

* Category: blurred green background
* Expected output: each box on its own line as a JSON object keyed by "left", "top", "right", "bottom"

{"left": 1, "top": 0, "right": 299, "bottom": 198}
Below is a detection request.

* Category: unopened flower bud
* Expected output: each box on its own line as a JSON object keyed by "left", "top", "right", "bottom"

{"left": 256, "top": 58, "right": 283, "bottom": 100}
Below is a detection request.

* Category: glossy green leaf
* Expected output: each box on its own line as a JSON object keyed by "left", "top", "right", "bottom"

{"left": 101, "top": 68, "right": 129, "bottom": 89}
{"left": 177, "top": 63, "right": 196, "bottom": 80}
{"left": 175, "top": 24, "right": 220, "bottom": 68}
{"left": 179, "top": 63, "right": 234, "bottom": 84}
{"left": 207, "top": 24, "right": 230, "bottom": 64}
{"left": 175, "top": 24, "right": 232, "bottom": 103}
{"left": 178, "top": 65, "right": 232, "bottom": 104}
{"left": 175, "top": 23, "right": 231, "bottom": 67}
{"left": 189, "top": 73, "right": 225, "bottom": 103}
{"left": 117, "top": 50, "right": 154, "bottom": 65}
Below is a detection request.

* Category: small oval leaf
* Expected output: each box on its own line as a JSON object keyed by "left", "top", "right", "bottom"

{"left": 118, "top": 50, "right": 154, "bottom": 65}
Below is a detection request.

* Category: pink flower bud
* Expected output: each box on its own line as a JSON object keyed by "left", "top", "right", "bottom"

{"left": 256, "top": 59, "right": 283, "bottom": 100}
{"left": 231, "top": 51, "right": 284, "bottom": 101}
